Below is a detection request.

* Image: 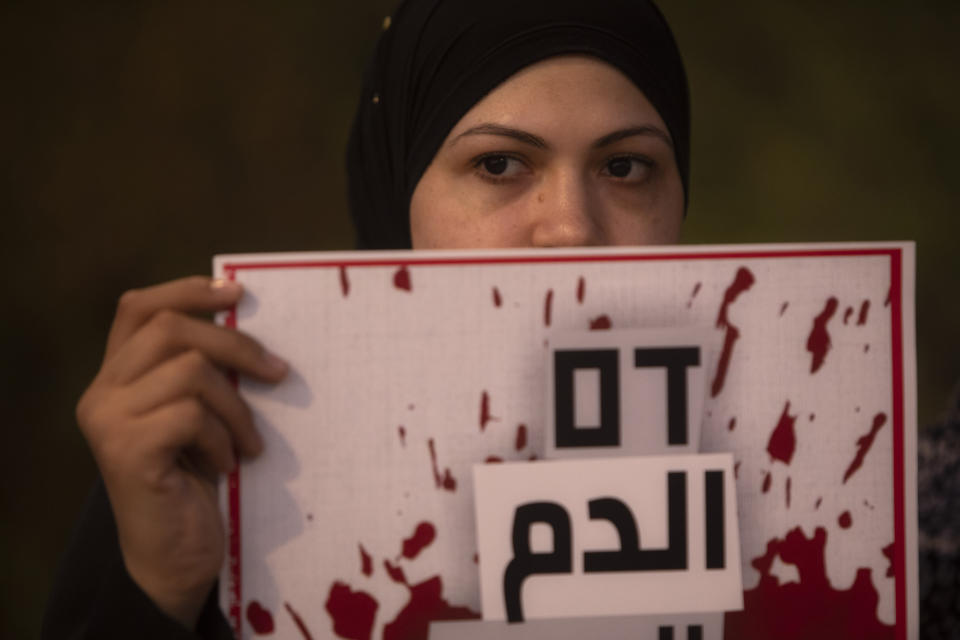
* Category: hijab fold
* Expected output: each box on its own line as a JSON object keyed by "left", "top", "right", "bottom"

{"left": 347, "top": 0, "right": 690, "bottom": 249}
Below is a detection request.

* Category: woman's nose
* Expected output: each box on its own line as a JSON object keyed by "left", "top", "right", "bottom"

{"left": 530, "top": 171, "right": 604, "bottom": 247}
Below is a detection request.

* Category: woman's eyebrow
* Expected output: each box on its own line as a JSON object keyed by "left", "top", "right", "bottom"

{"left": 449, "top": 124, "right": 548, "bottom": 149}
{"left": 592, "top": 125, "right": 673, "bottom": 149}
{"left": 448, "top": 123, "right": 673, "bottom": 150}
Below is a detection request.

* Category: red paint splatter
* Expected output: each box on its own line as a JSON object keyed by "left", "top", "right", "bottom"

{"left": 473, "top": 553, "right": 479, "bottom": 564}
{"left": 815, "top": 497, "right": 823, "bottom": 509}
{"left": 714, "top": 330, "right": 742, "bottom": 390}
{"left": 779, "top": 301, "right": 789, "bottom": 317}
{"left": 479, "top": 391, "right": 497, "bottom": 431}
{"left": 686, "top": 281, "right": 702, "bottom": 308}
{"left": 543, "top": 289, "right": 554, "bottom": 326}
{"left": 842, "top": 413, "right": 888, "bottom": 484}
{"left": 359, "top": 544, "right": 373, "bottom": 576}
{"left": 734, "top": 462, "right": 741, "bottom": 478}
{"left": 492, "top": 286, "right": 502, "bottom": 307}
{"left": 246, "top": 601, "right": 275, "bottom": 634}
{"left": 286, "top": 601, "right": 315, "bottom": 640}
{"left": 484, "top": 456, "right": 503, "bottom": 463}
{"left": 328, "top": 528, "right": 480, "bottom": 640}
{"left": 786, "top": 477, "right": 792, "bottom": 509}
{"left": 767, "top": 401, "right": 797, "bottom": 465}
{"left": 839, "top": 511, "right": 853, "bottom": 529}
{"left": 398, "top": 425, "right": 406, "bottom": 447}
{"left": 576, "top": 276, "right": 585, "bottom": 303}
{"left": 711, "top": 267, "right": 755, "bottom": 397}
{"left": 809, "top": 413, "right": 815, "bottom": 421}
{"left": 528, "top": 453, "right": 538, "bottom": 461}
{"left": 323, "top": 585, "right": 374, "bottom": 640}
{"left": 806, "top": 297, "right": 839, "bottom": 374}
{"left": 762, "top": 471, "right": 772, "bottom": 493}
{"left": 589, "top": 314, "right": 612, "bottom": 330}
{"left": 382, "top": 575, "right": 480, "bottom": 640}
{"left": 339, "top": 266, "right": 350, "bottom": 297}
{"left": 402, "top": 522, "right": 436, "bottom": 560}
{"left": 882, "top": 543, "right": 895, "bottom": 577}
{"left": 884, "top": 287, "right": 891, "bottom": 307}
{"left": 728, "top": 417, "right": 737, "bottom": 431}
{"left": 427, "top": 439, "right": 456, "bottom": 491}
{"left": 515, "top": 424, "right": 528, "bottom": 450}
{"left": 843, "top": 306, "right": 854, "bottom": 325}
{"left": 393, "top": 265, "right": 412, "bottom": 291}
{"left": 384, "top": 560, "right": 407, "bottom": 584}
{"left": 725, "top": 527, "right": 894, "bottom": 639}
{"left": 856, "top": 300, "right": 870, "bottom": 326}
{"left": 864, "top": 344, "right": 870, "bottom": 353}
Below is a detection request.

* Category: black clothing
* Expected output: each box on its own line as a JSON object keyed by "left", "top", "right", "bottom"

{"left": 346, "top": 0, "right": 690, "bottom": 249}
{"left": 42, "top": 479, "right": 231, "bottom": 640}
{"left": 918, "top": 384, "right": 960, "bottom": 639}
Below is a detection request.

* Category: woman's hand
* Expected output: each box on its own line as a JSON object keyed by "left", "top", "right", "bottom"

{"left": 76, "top": 276, "right": 287, "bottom": 628}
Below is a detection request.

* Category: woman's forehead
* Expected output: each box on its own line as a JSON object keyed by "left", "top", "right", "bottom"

{"left": 446, "top": 55, "right": 669, "bottom": 144}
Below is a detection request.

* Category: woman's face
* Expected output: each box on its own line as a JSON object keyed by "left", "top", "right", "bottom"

{"left": 410, "top": 55, "right": 685, "bottom": 249}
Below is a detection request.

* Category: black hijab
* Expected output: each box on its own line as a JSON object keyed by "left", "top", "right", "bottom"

{"left": 346, "top": 0, "right": 690, "bottom": 249}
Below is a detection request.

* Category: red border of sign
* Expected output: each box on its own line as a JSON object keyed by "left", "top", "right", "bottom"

{"left": 223, "top": 267, "right": 242, "bottom": 636}
{"left": 222, "top": 247, "right": 907, "bottom": 639}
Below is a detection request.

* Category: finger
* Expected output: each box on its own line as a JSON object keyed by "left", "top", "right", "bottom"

{"left": 148, "top": 398, "right": 237, "bottom": 477}
{"left": 106, "top": 276, "right": 244, "bottom": 362}
{"left": 102, "top": 309, "right": 287, "bottom": 387}
{"left": 122, "top": 350, "right": 262, "bottom": 457}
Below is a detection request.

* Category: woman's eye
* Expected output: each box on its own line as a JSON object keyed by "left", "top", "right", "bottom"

{"left": 473, "top": 154, "right": 526, "bottom": 182}
{"left": 482, "top": 155, "right": 509, "bottom": 175}
{"left": 602, "top": 156, "right": 653, "bottom": 181}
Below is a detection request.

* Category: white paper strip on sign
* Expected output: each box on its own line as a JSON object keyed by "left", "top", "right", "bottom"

{"left": 473, "top": 453, "right": 742, "bottom": 621}
{"left": 431, "top": 612, "right": 723, "bottom": 639}
{"left": 546, "top": 328, "right": 714, "bottom": 459}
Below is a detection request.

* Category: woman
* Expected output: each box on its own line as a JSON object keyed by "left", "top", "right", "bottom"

{"left": 42, "top": 0, "right": 689, "bottom": 637}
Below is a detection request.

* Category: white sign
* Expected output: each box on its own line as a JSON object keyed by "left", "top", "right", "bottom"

{"left": 214, "top": 244, "right": 917, "bottom": 640}
{"left": 473, "top": 454, "right": 741, "bottom": 621}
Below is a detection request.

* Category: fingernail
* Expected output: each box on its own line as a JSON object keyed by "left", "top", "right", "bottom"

{"left": 211, "top": 278, "right": 242, "bottom": 294}
{"left": 263, "top": 351, "right": 288, "bottom": 376}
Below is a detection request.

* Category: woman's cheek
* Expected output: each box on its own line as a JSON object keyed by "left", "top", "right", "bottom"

{"left": 410, "top": 174, "right": 513, "bottom": 248}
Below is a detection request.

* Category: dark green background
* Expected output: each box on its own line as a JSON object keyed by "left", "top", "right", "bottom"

{"left": 2, "top": 2, "right": 957, "bottom": 636}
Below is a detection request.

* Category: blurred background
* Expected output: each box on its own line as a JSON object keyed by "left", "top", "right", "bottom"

{"left": 1, "top": 1, "right": 957, "bottom": 636}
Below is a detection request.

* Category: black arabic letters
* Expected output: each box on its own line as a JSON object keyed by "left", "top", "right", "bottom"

{"left": 502, "top": 470, "right": 726, "bottom": 622}
{"left": 583, "top": 472, "right": 688, "bottom": 572}
{"left": 704, "top": 470, "right": 725, "bottom": 569}
{"left": 503, "top": 502, "right": 572, "bottom": 623}
{"left": 659, "top": 625, "right": 704, "bottom": 640}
